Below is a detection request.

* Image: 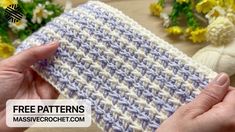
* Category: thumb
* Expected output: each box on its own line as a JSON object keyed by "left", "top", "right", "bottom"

{"left": 190, "top": 73, "right": 229, "bottom": 115}
{"left": 0, "top": 41, "right": 59, "bottom": 72}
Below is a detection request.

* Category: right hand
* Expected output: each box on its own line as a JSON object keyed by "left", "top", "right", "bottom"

{"left": 157, "top": 73, "right": 235, "bottom": 132}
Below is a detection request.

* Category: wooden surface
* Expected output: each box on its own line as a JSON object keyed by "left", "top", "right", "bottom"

{"left": 26, "top": 0, "right": 235, "bottom": 132}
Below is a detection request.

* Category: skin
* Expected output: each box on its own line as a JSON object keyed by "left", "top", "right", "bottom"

{"left": 0, "top": 42, "right": 59, "bottom": 132}
{"left": 0, "top": 42, "right": 234, "bottom": 132}
{"left": 157, "top": 73, "right": 235, "bottom": 132}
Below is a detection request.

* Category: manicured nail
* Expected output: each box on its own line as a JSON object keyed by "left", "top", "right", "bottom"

{"left": 214, "top": 73, "right": 228, "bottom": 86}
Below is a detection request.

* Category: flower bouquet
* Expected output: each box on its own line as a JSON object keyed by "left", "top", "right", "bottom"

{"left": 0, "top": 0, "right": 63, "bottom": 58}
{"left": 149, "top": 0, "right": 235, "bottom": 77}
{"left": 150, "top": 0, "right": 235, "bottom": 45}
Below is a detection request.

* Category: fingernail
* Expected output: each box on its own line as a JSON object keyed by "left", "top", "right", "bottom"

{"left": 48, "top": 41, "right": 59, "bottom": 46}
{"left": 214, "top": 73, "right": 228, "bottom": 86}
{"left": 40, "top": 41, "right": 58, "bottom": 47}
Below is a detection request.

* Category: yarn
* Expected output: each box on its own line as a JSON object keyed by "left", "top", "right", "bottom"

{"left": 206, "top": 16, "right": 235, "bottom": 46}
{"left": 193, "top": 40, "right": 235, "bottom": 76}
{"left": 16, "top": 1, "right": 217, "bottom": 131}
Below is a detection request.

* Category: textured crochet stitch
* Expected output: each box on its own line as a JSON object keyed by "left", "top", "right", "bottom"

{"left": 16, "top": 1, "right": 217, "bottom": 132}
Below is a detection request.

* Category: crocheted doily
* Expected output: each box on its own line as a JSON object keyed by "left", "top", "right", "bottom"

{"left": 16, "top": 1, "right": 217, "bottom": 131}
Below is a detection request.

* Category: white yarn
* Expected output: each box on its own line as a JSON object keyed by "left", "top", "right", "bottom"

{"left": 192, "top": 40, "right": 235, "bottom": 76}
{"left": 206, "top": 16, "right": 235, "bottom": 46}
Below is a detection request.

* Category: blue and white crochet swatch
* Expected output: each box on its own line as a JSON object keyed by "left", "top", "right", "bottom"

{"left": 16, "top": 1, "right": 217, "bottom": 131}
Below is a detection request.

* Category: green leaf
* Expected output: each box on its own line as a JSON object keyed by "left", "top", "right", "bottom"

{"left": 1, "top": 0, "right": 64, "bottom": 42}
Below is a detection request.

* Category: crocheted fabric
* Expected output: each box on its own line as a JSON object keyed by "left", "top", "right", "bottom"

{"left": 16, "top": 1, "right": 217, "bottom": 131}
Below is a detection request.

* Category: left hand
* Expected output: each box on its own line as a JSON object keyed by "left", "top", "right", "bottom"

{"left": 0, "top": 42, "right": 59, "bottom": 132}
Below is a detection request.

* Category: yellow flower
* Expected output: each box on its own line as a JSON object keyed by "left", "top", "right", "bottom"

{"left": 196, "top": 0, "right": 216, "bottom": 14}
{"left": 225, "top": 0, "right": 235, "bottom": 11}
{"left": 149, "top": 3, "right": 163, "bottom": 17}
{"left": 0, "top": 43, "right": 15, "bottom": 58}
{"left": 217, "top": 0, "right": 224, "bottom": 7}
{"left": 166, "top": 26, "right": 183, "bottom": 35}
{"left": 189, "top": 28, "right": 207, "bottom": 43}
{"left": 185, "top": 27, "right": 193, "bottom": 36}
{"left": 176, "top": 0, "right": 189, "bottom": 4}
{"left": 0, "top": 0, "right": 18, "bottom": 9}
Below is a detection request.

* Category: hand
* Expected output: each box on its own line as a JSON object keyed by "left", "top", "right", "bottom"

{"left": 0, "top": 42, "right": 59, "bottom": 132}
{"left": 157, "top": 73, "right": 235, "bottom": 132}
